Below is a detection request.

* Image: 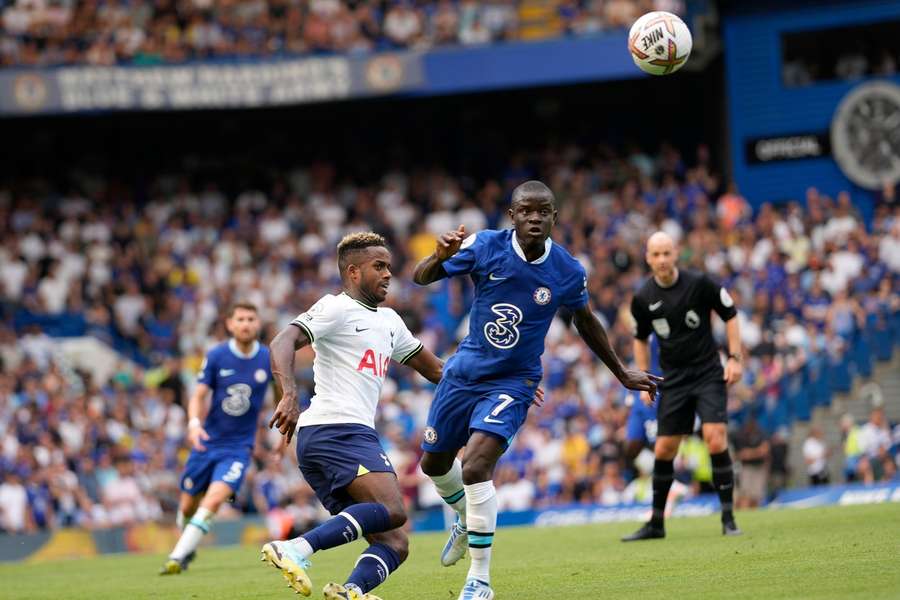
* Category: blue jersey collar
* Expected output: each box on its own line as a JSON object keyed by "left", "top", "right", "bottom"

{"left": 228, "top": 338, "right": 260, "bottom": 359}
{"left": 511, "top": 231, "right": 552, "bottom": 265}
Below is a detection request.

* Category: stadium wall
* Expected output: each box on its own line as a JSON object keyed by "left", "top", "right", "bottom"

{"left": 723, "top": 0, "right": 900, "bottom": 216}
{"left": 4, "top": 482, "right": 899, "bottom": 563}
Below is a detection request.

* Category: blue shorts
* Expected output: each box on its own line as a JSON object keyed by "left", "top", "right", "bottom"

{"left": 180, "top": 446, "right": 251, "bottom": 496}
{"left": 422, "top": 374, "right": 536, "bottom": 453}
{"left": 625, "top": 393, "right": 658, "bottom": 445}
{"left": 296, "top": 424, "right": 395, "bottom": 515}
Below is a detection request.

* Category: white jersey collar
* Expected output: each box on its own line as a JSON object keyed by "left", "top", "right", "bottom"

{"left": 228, "top": 338, "right": 260, "bottom": 359}
{"left": 512, "top": 231, "right": 552, "bottom": 265}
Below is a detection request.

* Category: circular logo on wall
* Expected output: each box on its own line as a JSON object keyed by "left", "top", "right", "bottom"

{"left": 831, "top": 81, "right": 900, "bottom": 190}
{"left": 533, "top": 287, "right": 552, "bottom": 305}
{"left": 254, "top": 368, "right": 268, "bottom": 383}
{"left": 423, "top": 427, "right": 438, "bottom": 445}
{"left": 14, "top": 74, "right": 48, "bottom": 111}
{"left": 365, "top": 55, "right": 405, "bottom": 92}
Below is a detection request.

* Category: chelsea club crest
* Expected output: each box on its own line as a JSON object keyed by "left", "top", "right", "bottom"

{"left": 533, "top": 287, "right": 551, "bottom": 305}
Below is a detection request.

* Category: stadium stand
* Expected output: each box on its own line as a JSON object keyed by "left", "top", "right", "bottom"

{"left": 0, "top": 0, "right": 683, "bottom": 67}
{"left": 1, "top": 136, "right": 898, "bottom": 533}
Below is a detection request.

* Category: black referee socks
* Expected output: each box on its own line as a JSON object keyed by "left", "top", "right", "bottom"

{"left": 651, "top": 459, "right": 675, "bottom": 528}
{"left": 711, "top": 450, "right": 735, "bottom": 522}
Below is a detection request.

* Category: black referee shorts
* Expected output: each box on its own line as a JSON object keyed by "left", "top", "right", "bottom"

{"left": 656, "top": 365, "right": 727, "bottom": 437}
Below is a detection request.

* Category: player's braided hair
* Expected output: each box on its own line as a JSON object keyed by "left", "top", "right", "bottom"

{"left": 337, "top": 231, "right": 387, "bottom": 275}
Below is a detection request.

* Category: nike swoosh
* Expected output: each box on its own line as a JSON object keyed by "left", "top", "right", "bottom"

{"left": 483, "top": 416, "right": 504, "bottom": 424}
{"left": 488, "top": 273, "right": 508, "bottom": 281}
{"left": 649, "top": 301, "right": 663, "bottom": 311}
{"left": 355, "top": 326, "right": 370, "bottom": 332}
{"left": 219, "top": 369, "right": 235, "bottom": 377}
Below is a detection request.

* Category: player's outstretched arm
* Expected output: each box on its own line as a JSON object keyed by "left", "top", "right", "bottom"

{"left": 268, "top": 324, "right": 311, "bottom": 444}
{"left": 412, "top": 224, "right": 466, "bottom": 285}
{"left": 404, "top": 347, "right": 444, "bottom": 384}
{"left": 572, "top": 304, "right": 662, "bottom": 396}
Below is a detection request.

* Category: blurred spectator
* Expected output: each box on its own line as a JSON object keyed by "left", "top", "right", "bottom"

{"left": 802, "top": 425, "right": 830, "bottom": 486}
{"left": 857, "top": 407, "right": 896, "bottom": 484}
{"left": 733, "top": 419, "right": 770, "bottom": 509}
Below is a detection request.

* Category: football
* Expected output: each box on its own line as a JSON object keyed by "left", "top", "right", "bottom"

{"left": 628, "top": 11, "right": 692, "bottom": 76}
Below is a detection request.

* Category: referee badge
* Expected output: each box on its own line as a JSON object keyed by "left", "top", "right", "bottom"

{"left": 685, "top": 310, "right": 700, "bottom": 329}
{"left": 652, "top": 318, "right": 671, "bottom": 338}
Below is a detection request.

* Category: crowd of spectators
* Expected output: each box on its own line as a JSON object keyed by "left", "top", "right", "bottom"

{"left": 1, "top": 136, "right": 899, "bottom": 535}
{"left": 0, "top": 0, "right": 685, "bottom": 67}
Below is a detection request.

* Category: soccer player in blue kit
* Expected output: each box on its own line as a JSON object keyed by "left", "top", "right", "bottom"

{"left": 413, "top": 181, "right": 662, "bottom": 600}
{"left": 161, "top": 302, "right": 274, "bottom": 575}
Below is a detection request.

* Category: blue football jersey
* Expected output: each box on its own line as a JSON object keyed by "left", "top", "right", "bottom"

{"left": 196, "top": 339, "right": 272, "bottom": 449}
{"left": 442, "top": 229, "right": 588, "bottom": 382}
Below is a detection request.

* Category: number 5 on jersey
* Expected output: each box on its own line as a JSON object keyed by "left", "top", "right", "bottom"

{"left": 483, "top": 394, "right": 515, "bottom": 424}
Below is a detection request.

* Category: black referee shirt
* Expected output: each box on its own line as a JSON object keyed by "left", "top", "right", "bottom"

{"left": 630, "top": 269, "right": 737, "bottom": 374}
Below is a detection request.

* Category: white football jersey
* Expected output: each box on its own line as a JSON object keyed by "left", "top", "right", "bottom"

{"left": 291, "top": 292, "right": 423, "bottom": 429}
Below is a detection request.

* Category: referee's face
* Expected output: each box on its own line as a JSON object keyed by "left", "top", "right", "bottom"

{"left": 646, "top": 236, "right": 677, "bottom": 282}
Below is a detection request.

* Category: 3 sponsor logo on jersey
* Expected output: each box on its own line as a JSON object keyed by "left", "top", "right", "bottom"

{"left": 484, "top": 303, "right": 523, "bottom": 349}
{"left": 533, "top": 287, "right": 552, "bottom": 305}
{"left": 222, "top": 383, "right": 252, "bottom": 416}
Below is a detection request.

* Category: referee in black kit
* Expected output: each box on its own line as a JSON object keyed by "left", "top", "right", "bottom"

{"left": 623, "top": 231, "right": 744, "bottom": 540}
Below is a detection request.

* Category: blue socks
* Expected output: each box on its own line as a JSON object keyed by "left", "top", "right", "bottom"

{"left": 302, "top": 503, "right": 391, "bottom": 552}
{"left": 345, "top": 543, "right": 401, "bottom": 593}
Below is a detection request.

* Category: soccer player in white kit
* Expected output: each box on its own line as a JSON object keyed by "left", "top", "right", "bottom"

{"left": 261, "top": 232, "right": 444, "bottom": 600}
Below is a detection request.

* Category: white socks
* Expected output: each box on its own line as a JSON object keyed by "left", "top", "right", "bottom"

{"left": 170, "top": 506, "right": 214, "bottom": 560}
{"left": 430, "top": 459, "right": 467, "bottom": 528}
{"left": 464, "top": 481, "right": 497, "bottom": 584}
{"left": 288, "top": 536, "right": 315, "bottom": 559}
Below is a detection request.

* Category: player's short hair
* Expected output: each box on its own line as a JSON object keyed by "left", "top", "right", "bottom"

{"left": 226, "top": 301, "right": 258, "bottom": 318}
{"left": 511, "top": 180, "right": 555, "bottom": 207}
{"left": 337, "top": 232, "right": 387, "bottom": 276}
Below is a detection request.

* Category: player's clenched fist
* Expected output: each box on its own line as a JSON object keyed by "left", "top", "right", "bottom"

{"left": 435, "top": 224, "right": 466, "bottom": 260}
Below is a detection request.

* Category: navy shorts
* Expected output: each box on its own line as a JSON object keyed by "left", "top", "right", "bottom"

{"left": 625, "top": 392, "right": 658, "bottom": 445}
{"left": 421, "top": 373, "right": 536, "bottom": 453}
{"left": 296, "top": 424, "right": 395, "bottom": 515}
{"left": 180, "top": 446, "right": 251, "bottom": 496}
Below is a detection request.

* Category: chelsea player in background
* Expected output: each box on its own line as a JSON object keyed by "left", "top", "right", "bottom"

{"left": 161, "top": 302, "right": 275, "bottom": 575}
{"left": 413, "top": 181, "right": 662, "bottom": 600}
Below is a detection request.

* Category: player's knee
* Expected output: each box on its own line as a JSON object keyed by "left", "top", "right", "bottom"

{"left": 420, "top": 453, "right": 448, "bottom": 477}
{"left": 389, "top": 531, "right": 410, "bottom": 563}
{"left": 704, "top": 430, "right": 727, "bottom": 453}
{"left": 461, "top": 459, "right": 492, "bottom": 485}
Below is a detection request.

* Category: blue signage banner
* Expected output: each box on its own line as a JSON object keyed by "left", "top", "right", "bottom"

{"left": 0, "top": 34, "right": 639, "bottom": 116}
{"left": 0, "top": 53, "right": 424, "bottom": 115}
{"left": 768, "top": 481, "right": 900, "bottom": 510}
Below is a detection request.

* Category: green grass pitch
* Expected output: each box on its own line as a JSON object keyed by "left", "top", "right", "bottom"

{"left": 3, "top": 504, "right": 898, "bottom": 600}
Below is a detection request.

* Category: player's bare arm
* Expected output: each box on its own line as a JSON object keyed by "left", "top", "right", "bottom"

{"left": 186, "top": 382, "right": 211, "bottom": 451}
{"left": 723, "top": 315, "right": 743, "bottom": 385}
{"left": 268, "top": 323, "right": 311, "bottom": 444}
{"left": 572, "top": 304, "right": 662, "bottom": 396}
{"left": 403, "top": 348, "right": 443, "bottom": 384}
{"left": 412, "top": 224, "right": 466, "bottom": 285}
{"left": 632, "top": 337, "right": 656, "bottom": 406}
